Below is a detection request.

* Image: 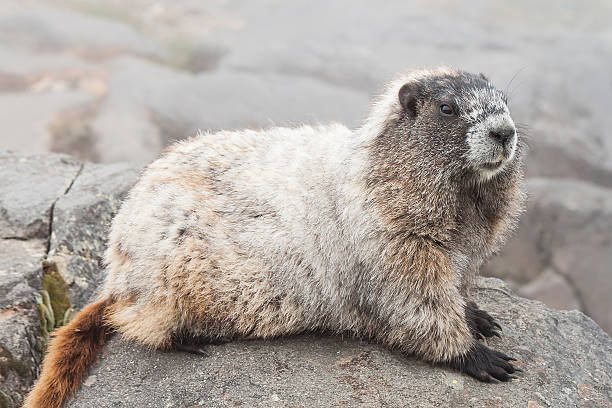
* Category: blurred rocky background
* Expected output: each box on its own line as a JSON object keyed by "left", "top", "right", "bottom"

{"left": 0, "top": 1, "right": 611, "bottom": 406}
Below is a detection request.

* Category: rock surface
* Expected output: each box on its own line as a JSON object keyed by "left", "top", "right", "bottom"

{"left": 0, "top": 152, "right": 139, "bottom": 407}
{"left": 66, "top": 278, "right": 612, "bottom": 408}
{"left": 1, "top": 151, "right": 611, "bottom": 407}
{"left": 47, "top": 161, "right": 141, "bottom": 308}
{"left": 0, "top": 152, "right": 80, "bottom": 407}
{"left": 484, "top": 178, "right": 612, "bottom": 333}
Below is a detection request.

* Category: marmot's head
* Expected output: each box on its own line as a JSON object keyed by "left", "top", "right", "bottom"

{"left": 365, "top": 67, "right": 521, "bottom": 183}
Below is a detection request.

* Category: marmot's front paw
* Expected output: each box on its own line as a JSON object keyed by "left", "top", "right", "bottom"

{"left": 466, "top": 301, "right": 502, "bottom": 339}
{"left": 451, "top": 342, "right": 520, "bottom": 382}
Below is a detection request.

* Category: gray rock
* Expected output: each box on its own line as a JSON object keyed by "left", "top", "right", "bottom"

{"left": 48, "top": 161, "right": 142, "bottom": 308}
{"left": 0, "top": 152, "right": 140, "bottom": 406}
{"left": 67, "top": 278, "right": 612, "bottom": 408}
{"left": 0, "top": 151, "right": 81, "bottom": 239}
{"left": 0, "top": 239, "right": 45, "bottom": 310}
{"left": 518, "top": 268, "right": 581, "bottom": 311}
{"left": 2, "top": 152, "right": 612, "bottom": 406}
{"left": 0, "top": 239, "right": 45, "bottom": 408}
{"left": 91, "top": 56, "right": 370, "bottom": 163}
{"left": 484, "top": 178, "right": 612, "bottom": 333}
{"left": 0, "top": 6, "right": 164, "bottom": 59}
{"left": 0, "top": 91, "right": 97, "bottom": 156}
{"left": 0, "top": 152, "right": 83, "bottom": 407}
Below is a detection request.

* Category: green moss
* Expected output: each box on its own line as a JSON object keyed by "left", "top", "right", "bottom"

{"left": 36, "top": 301, "right": 51, "bottom": 351}
{"left": 42, "top": 260, "right": 73, "bottom": 326}
{"left": 36, "top": 261, "right": 75, "bottom": 350}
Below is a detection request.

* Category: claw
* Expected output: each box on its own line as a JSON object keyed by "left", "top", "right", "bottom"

{"left": 486, "top": 374, "right": 501, "bottom": 383}
{"left": 467, "top": 304, "right": 505, "bottom": 339}
{"left": 174, "top": 343, "right": 211, "bottom": 357}
{"left": 452, "top": 343, "right": 523, "bottom": 384}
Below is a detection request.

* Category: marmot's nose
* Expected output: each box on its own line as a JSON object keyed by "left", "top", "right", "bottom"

{"left": 489, "top": 127, "right": 515, "bottom": 146}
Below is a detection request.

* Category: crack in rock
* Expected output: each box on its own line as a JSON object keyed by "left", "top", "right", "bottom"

{"left": 45, "top": 163, "right": 84, "bottom": 256}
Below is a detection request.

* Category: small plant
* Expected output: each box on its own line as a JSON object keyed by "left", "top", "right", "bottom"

{"left": 35, "top": 261, "right": 75, "bottom": 349}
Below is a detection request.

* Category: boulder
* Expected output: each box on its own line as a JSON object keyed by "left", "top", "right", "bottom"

{"left": 67, "top": 278, "right": 612, "bottom": 408}
{"left": 47, "top": 161, "right": 141, "bottom": 308}
{"left": 2, "top": 152, "right": 612, "bottom": 407}
{"left": 0, "top": 152, "right": 139, "bottom": 407}
{"left": 0, "top": 151, "right": 81, "bottom": 240}
{"left": 484, "top": 178, "right": 612, "bottom": 334}
{"left": 0, "top": 152, "right": 81, "bottom": 407}
{"left": 0, "top": 238, "right": 45, "bottom": 408}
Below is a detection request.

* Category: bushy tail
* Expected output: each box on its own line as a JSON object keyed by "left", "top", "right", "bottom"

{"left": 24, "top": 297, "right": 114, "bottom": 408}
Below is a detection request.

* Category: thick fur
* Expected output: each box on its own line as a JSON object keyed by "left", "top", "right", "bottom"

{"left": 26, "top": 67, "right": 526, "bottom": 407}
{"left": 23, "top": 298, "right": 114, "bottom": 408}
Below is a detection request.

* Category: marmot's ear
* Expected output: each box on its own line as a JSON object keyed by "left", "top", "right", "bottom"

{"left": 398, "top": 82, "right": 418, "bottom": 118}
{"left": 479, "top": 72, "right": 489, "bottom": 81}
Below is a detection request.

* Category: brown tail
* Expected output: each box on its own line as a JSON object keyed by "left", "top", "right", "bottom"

{"left": 23, "top": 297, "right": 114, "bottom": 408}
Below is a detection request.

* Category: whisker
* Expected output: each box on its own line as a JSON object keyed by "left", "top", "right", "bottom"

{"left": 515, "top": 123, "right": 534, "bottom": 141}
{"left": 504, "top": 66, "right": 528, "bottom": 99}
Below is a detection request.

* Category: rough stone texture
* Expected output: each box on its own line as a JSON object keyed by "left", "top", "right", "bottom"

{"left": 0, "top": 152, "right": 81, "bottom": 407}
{"left": 0, "top": 151, "right": 611, "bottom": 406}
{"left": 0, "top": 239, "right": 44, "bottom": 408}
{"left": 0, "top": 152, "right": 139, "bottom": 407}
{"left": 0, "top": 151, "right": 81, "bottom": 240}
{"left": 484, "top": 178, "right": 612, "bottom": 333}
{"left": 47, "top": 161, "right": 142, "bottom": 308}
{"left": 66, "top": 278, "right": 612, "bottom": 408}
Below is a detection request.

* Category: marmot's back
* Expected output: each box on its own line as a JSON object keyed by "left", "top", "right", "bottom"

{"left": 101, "top": 123, "right": 365, "bottom": 341}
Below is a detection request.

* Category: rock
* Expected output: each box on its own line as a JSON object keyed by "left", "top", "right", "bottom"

{"left": 0, "top": 152, "right": 140, "bottom": 406}
{"left": 0, "top": 152, "right": 82, "bottom": 407}
{"left": 0, "top": 91, "right": 96, "bottom": 156}
{"left": 517, "top": 269, "right": 581, "bottom": 311}
{"left": 90, "top": 56, "right": 370, "bottom": 163}
{"left": 0, "top": 151, "right": 81, "bottom": 239}
{"left": 66, "top": 278, "right": 612, "bottom": 408}
{"left": 0, "top": 239, "right": 45, "bottom": 408}
{"left": 484, "top": 178, "right": 612, "bottom": 333}
{"left": 47, "top": 161, "right": 142, "bottom": 308}
{"left": 0, "top": 6, "right": 164, "bottom": 59}
{"left": 1, "top": 152, "right": 612, "bottom": 406}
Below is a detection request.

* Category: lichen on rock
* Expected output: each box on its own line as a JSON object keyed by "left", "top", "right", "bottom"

{"left": 38, "top": 260, "right": 74, "bottom": 336}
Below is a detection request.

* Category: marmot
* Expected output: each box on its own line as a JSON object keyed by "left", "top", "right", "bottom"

{"left": 25, "top": 66, "right": 525, "bottom": 408}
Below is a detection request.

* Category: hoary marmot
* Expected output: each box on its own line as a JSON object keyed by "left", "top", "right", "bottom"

{"left": 25, "top": 66, "right": 525, "bottom": 408}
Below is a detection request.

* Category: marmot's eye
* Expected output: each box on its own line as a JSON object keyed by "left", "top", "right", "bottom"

{"left": 440, "top": 104, "right": 454, "bottom": 116}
